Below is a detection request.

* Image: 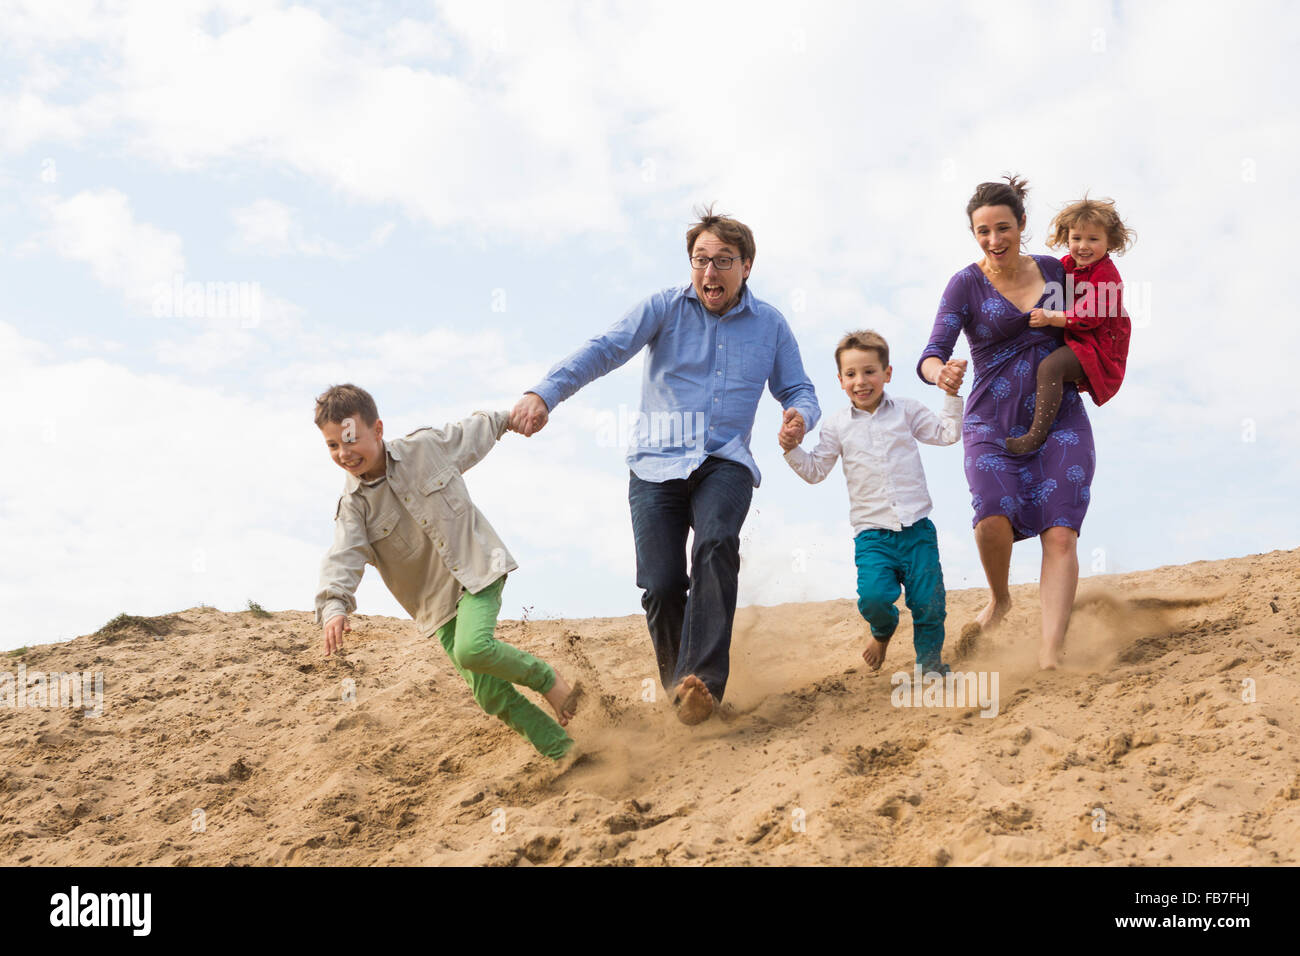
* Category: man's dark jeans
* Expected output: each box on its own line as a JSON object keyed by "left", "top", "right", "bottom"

{"left": 628, "top": 456, "right": 753, "bottom": 703}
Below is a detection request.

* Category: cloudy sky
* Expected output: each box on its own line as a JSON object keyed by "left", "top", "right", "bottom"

{"left": 3, "top": 0, "right": 1297, "bottom": 651}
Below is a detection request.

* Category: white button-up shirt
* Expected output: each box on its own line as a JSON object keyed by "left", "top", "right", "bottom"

{"left": 784, "top": 392, "right": 963, "bottom": 533}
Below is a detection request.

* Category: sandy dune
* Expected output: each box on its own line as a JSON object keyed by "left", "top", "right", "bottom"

{"left": 2, "top": 547, "right": 1297, "bottom": 866}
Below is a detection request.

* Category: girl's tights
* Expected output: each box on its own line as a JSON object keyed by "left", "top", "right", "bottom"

{"left": 1005, "top": 346, "right": 1084, "bottom": 456}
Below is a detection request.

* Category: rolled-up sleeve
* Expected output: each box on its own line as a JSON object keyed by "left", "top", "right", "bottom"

{"left": 314, "top": 497, "right": 374, "bottom": 627}
{"left": 917, "top": 270, "right": 968, "bottom": 383}
{"left": 769, "top": 318, "right": 821, "bottom": 433}
{"left": 527, "top": 292, "right": 669, "bottom": 411}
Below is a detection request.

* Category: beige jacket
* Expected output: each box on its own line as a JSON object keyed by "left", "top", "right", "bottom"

{"left": 314, "top": 410, "right": 519, "bottom": 637}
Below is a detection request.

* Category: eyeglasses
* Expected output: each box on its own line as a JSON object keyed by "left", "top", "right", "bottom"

{"left": 689, "top": 255, "right": 745, "bottom": 271}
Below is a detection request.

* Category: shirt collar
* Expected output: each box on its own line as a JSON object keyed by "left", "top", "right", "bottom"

{"left": 342, "top": 439, "right": 398, "bottom": 494}
{"left": 848, "top": 392, "right": 894, "bottom": 417}
{"left": 1066, "top": 252, "right": 1110, "bottom": 274}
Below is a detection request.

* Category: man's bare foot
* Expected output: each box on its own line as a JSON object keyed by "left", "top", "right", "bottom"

{"left": 861, "top": 637, "right": 888, "bottom": 671}
{"left": 674, "top": 675, "right": 715, "bottom": 725}
{"left": 545, "top": 675, "right": 583, "bottom": 726}
{"left": 1039, "top": 640, "right": 1065, "bottom": 670}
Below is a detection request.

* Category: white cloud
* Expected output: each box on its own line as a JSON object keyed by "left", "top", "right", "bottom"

{"left": 230, "top": 198, "right": 348, "bottom": 258}
{"left": 35, "top": 188, "right": 186, "bottom": 310}
{"left": 64, "top": 335, "right": 125, "bottom": 352}
{"left": 383, "top": 16, "right": 454, "bottom": 62}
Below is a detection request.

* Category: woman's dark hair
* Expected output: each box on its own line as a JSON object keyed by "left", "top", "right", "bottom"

{"left": 966, "top": 174, "right": 1029, "bottom": 226}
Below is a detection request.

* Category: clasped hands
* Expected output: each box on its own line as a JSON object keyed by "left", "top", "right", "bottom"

{"left": 508, "top": 393, "right": 549, "bottom": 436}
{"left": 934, "top": 358, "right": 967, "bottom": 396}
{"left": 777, "top": 407, "right": 806, "bottom": 453}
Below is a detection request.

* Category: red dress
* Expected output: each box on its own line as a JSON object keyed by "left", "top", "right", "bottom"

{"left": 1062, "top": 252, "right": 1130, "bottom": 405}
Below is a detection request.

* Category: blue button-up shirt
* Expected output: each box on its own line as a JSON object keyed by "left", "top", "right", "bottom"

{"left": 528, "top": 283, "right": 820, "bottom": 486}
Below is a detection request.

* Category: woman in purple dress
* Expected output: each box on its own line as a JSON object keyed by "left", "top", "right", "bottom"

{"left": 918, "top": 176, "right": 1094, "bottom": 669}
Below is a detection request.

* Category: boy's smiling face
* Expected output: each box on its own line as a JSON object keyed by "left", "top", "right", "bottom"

{"left": 838, "top": 347, "right": 891, "bottom": 413}
{"left": 321, "top": 415, "right": 386, "bottom": 481}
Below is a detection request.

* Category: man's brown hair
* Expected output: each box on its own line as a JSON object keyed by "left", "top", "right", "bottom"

{"left": 686, "top": 203, "right": 756, "bottom": 264}
{"left": 835, "top": 330, "right": 890, "bottom": 371}
{"left": 1047, "top": 195, "right": 1135, "bottom": 254}
{"left": 314, "top": 383, "right": 379, "bottom": 429}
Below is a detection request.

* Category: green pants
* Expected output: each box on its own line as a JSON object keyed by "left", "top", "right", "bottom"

{"left": 435, "top": 575, "right": 572, "bottom": 760}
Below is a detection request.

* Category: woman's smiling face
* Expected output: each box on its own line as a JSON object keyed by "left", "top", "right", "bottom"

{"left": 970, "top": 204, "right": 1025, "bottom": 267}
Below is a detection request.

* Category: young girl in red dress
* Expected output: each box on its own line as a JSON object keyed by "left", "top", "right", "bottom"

{"left": 1005, "top": 196, "right": 1135, "bottom": 455}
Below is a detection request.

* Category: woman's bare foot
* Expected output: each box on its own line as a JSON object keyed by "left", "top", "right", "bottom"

{"left": 674, "top": 675, "right": 715, "bottom": 725}
{"left": 975, "top": 595, "right": 1012, "bottom": 631}
{"left": 1038, "top": 638, "right": 1065, "bottom": 670}
{"left": 861, "top": 637, "right": 888, "bottom": 671}
{"left": 545, "top": 675, "right": 583, "bottom": 726}
{"left": 955, "top": 597, "right": 1011, "bottom": 660}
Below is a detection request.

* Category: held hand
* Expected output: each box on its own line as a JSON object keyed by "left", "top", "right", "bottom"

{"left": 324, "top": 614, "right": 351, "bottom": 656}
{"left": 778, "top": 408, "right": 806, "bottom": 449}
{"left": 778, "top": 429, "right": 798, "bottom": 453}
{"left": 509, "top": 393, "right": 549, "bottom": 437}
{"left": 938, "top": 359, "right": 967, "bottom": 395}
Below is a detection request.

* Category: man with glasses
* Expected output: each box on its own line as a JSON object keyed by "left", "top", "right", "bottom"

{"left": 509, "top": 206, "right": 820, "bottom": 725}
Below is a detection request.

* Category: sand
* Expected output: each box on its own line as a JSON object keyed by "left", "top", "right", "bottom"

{"left": 2, "top": 547, "right": 1297, "bottom": 866}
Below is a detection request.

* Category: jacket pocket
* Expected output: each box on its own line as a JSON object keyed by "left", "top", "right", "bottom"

{"left": 420, "top": 467, "right": 468, "bottom": 518}
{"left": 369, "top": 509, "right": 418, "bottom": 559}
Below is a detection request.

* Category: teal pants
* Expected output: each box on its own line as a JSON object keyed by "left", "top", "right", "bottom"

{"left": 854, "top": 517, "right": 948, "bottom": 673}
{"left": 435, "top": 576, "right": 572, "bottom": 759}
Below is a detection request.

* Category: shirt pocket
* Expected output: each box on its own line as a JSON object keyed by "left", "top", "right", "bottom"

{"left": 420, "top": 467, "right": 468, "bottom": 519}
{"left": 741, "top": 341, "right": 776, "bottom": 385}
{"left": 368, "top": 509, "right": 417, "bottom": 560}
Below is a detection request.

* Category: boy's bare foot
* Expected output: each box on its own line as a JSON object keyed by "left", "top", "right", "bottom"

{"left": 552, "top": 741, "right": 589, "bottom": 775}
{"left": 861, "top": 637, "right": 888, "bottom": 671}
{"left": 545, "top": 675, "right": 583, "bottom": 726}
{"left": 674, "top": 675, "right": 714, "bottom": 725}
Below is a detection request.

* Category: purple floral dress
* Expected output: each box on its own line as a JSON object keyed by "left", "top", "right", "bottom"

{"left": 918, "top": 255, "right": 1094, "bottom": 541}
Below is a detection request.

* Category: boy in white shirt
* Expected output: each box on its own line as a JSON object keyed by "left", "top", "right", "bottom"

{"left": 780, "top": 331, "right": 967, "bottom": 674}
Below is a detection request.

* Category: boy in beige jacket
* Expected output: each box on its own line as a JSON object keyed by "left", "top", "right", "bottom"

{"left": 314, "top": 384, "right": 580, "bottom": 759}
